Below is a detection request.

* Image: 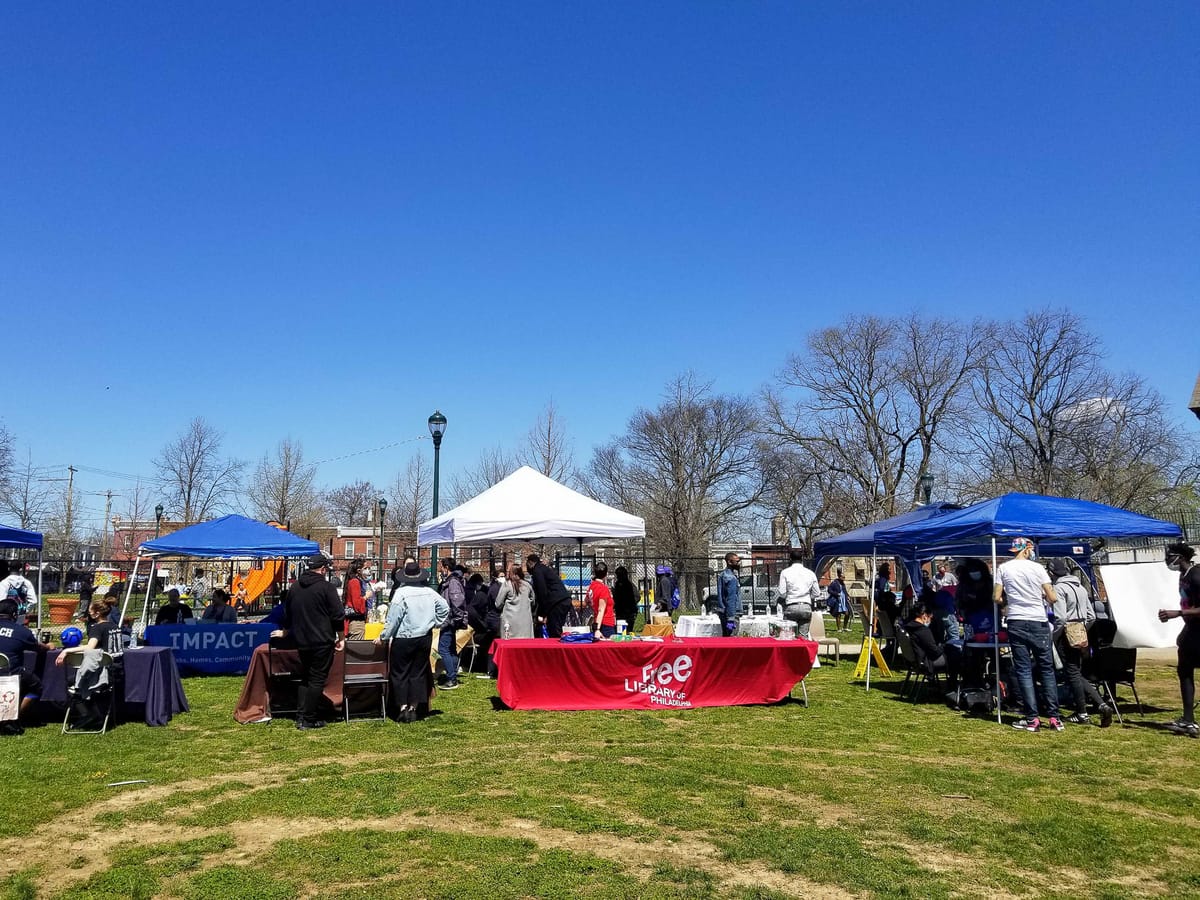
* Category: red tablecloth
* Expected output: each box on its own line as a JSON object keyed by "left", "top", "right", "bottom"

{"left": 490, "top": 637, "right": 817, "bottom": 711}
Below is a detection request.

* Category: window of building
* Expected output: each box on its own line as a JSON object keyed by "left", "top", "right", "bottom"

{"left": 366, "top": 541, "right": 375, "bottom": 558}
{"left": 123, "top": 535, "right": 132, "bottom": 551}
{"left": 388, "top": 544, "right": 398, "bottom": 561}
{"left": 345, "top": 540, "right": 355, "bottom": 557}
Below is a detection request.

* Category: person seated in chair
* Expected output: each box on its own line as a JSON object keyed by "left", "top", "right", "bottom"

{"left": 201, "top": 589, "right": 238, "bottom": 623}
{"left": 155, "top": 588, "right": 195, "bottom": 625}
{"left": 906, "top": 604, "right": 961, "bottom": 687}
{"left": 0, "top": 599, "right": 53, "bottom": 721}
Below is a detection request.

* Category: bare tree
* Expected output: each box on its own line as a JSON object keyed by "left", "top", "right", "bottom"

{"left": 763, "top": 314, "right": 985, "bottom": 526}
{"left": 586, "top": 374, "right": 766, "bottom": 602}
{"left": 0, "top": 423, "right": 12, "bottom": 501}
{"left": 121, "top": 480, "right": 153, "bottom": 528}
{"left": 43, "top": 481, "right": 80, "bottom": 559}
{"left": 1, "top": 450, "right": 51, "bottom": 530}
{"left": 389, "top": 454, "right": 432, "bottom": 532}
{"left": 153, "top": 418, "right": 245, "bottom": 525}
{"left": 248, "top": 438, "right": 323, "bottom": 533}
{"left": 520, "top": 401, "right": 576, "bottom": 483}
{"left": 322, "top": 479, "right": 380, "bottom": 526}
{"left": 976, "top": 310, "right": 1199, "bottom": 509}
{"left": 448, "top": 446, "right": 517, "bottom": 507}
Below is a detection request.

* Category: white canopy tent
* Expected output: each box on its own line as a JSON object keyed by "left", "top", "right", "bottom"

{"left": 417, "top": 467, "right": 645, "bottom": 545}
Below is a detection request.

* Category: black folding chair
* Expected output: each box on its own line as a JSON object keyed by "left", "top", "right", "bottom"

{"left": 897, "top": 629, "right": 943, "bottom": 703}
{"left": 342, "top": 640, "right": 388, "bottom": 722}
{"left": 1084, "top": 619, "right": 1141, "bottom": 722}
{"left": 267, "top": 636, "right": 302, "bottom": 719}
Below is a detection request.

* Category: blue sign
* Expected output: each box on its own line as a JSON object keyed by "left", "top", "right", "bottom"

{"left": 144, "top": 622, "right": 276, "bottom": 675}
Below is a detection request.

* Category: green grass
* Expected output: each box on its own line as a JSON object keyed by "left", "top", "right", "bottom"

{"left": 0, "top": 655, "right": 1195, "bottom": 899}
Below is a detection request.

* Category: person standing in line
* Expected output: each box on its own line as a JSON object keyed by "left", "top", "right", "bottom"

{"left": 190, "top": 568, "right": 211, "bottom": 610}
{"left": 716, "top": 553, "right": 743, "bottom": 637}
{"left": 994, "top": 537, "right": 1062, "bottom": 733}
{"left": 1049, "top": 559, "right": 1112, "bottom": 728}
{"left": 526, "top": 553, "right": 571, "bottom": 638}
{"left": 611, "top": 565, "right": 639, "bottom": 633}
{"left": 0, "top": 562, "right": 37, "bottom": 620}
{"left": 437, "top": 558, "right": 468, "bottom": 689}
{"left": 1158, "top": 542, "right": 1200, "bottom": 737}
{"left": 375, "top": 560, "right": 448, "bottom": 723}
{"left": 588, "top": 562, "right": 616, "bottom": 638}
{"left": 342, "top": 557, "right": 369, "bottom": 640}
{"left": 776, "top": 548, "right": 821, "bottom": 639}
{"left": 494, "top": 564, "right": 535, "bottom": 639}
{"left": 278, "top": 554, "right": 344, "bottom": 730}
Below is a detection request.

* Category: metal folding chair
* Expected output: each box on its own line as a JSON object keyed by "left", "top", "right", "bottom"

{"left": 61, "top": 649, "right": 116, "bottom": 735}
{"left": 342, "top": 640, "right": 388, "bottom": 722}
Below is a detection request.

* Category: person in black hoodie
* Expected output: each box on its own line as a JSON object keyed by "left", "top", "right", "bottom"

{"left": 526, "top": 553, "right": 572, "bottom": 637}
{"left": 280, "top": 554, "right": 344, "bottom": 730}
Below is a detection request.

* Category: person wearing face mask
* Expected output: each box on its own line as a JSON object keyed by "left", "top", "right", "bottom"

{"left": 1158, "top": 542, "right": 1200, "bottom": 737}
{"left": 716, "top": 553, "right": 743, "bottom": 636}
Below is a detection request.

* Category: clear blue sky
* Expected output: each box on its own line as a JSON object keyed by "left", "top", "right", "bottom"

{"left": 4, "top": 2, "right": 1197, "bottom": 527}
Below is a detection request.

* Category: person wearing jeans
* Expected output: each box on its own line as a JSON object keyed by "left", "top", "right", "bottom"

{"left": 437, "top": 559, "right": 469, "bottom": 689}
{"left": 995, "top": 537, "right": 1062, "bottom": 732}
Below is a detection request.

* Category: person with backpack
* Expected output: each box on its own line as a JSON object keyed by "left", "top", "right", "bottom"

{"left": 0, "top": 562, "right": 36, "bottom": 620}
{"left": 1049, "top": 558, "right": 1112, "bottom": 727}
{"left": 655, "top": 565, "right": 679, "bottom": 614}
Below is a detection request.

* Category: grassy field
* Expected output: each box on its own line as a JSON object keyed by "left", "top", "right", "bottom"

{"left": 0, "top": 649, "right": 1195, "bottom": 900}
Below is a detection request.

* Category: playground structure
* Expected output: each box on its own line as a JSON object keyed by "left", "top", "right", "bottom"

{"left": 228, "top": 521, "right": 292, "bottom": 605}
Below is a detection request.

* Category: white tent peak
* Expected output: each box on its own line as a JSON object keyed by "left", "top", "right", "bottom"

{"left": 417, "top": 466, "right": 645, "bottom": 545}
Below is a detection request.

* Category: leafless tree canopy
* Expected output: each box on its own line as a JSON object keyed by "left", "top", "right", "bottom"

{"left": 448, "top": 446, "right": 517, "bottom": 507}
{"left": 520, "top": 401, "right": 576, "bottom": 484}
{"left": 587, "top": 374, "right": 766, "bottom": 570}
{"left": 763, "top": 314, "right": 985, "bottom": 531}
{"left": 321, "top": 479, "right": 380, "bottom": 527}
{"left": 973, "top": 309, "right": 1195, "bottom": 510}
{"left": 389, "top": 453, "right": 432, "bottom": 531}
{"left": 0, "top": 424, "right": 12, "bottom": 501}
{"left": 248, "top": 437, "right": 323, "bottom": 533}
{"left": 1, "top": 450, "right": 51, "bottom": 530}
{"left": 153, "top": 418, "right": 245, "bottom": 525}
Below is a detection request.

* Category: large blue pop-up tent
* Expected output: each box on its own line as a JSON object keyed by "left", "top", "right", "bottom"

{"left": 873, "top": 493, "right": 1181, "bottom": 719}
{"left": 873, "top": 493, "right": 1182, "bottom": 549}
{"left": 123, "top": 516, "right": 319, "bottom": 627}
{"left": 139, "top": 515, "right": 320, "bottom": 558}
{"left": 0, "top": 523, "right": 44, "bottom": 630}
{"left": 813, "top": 503, "right": 961, "bottom": 584}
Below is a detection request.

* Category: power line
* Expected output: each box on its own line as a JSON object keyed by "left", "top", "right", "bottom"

{"left": 312, "top": 434, "right": 428, "bottom": 466}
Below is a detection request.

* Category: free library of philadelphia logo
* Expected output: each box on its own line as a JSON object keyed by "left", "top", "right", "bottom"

{"left": 623, "top": 655, "right": 694, "bottom": 708}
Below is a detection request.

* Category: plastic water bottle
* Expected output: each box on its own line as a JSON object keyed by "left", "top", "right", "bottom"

{"left": 503, "top": 622, "right": 511, "bottom": 640}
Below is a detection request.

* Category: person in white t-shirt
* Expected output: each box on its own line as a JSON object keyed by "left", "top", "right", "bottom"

{"left": 994, "top": 537, "right": 1061, "bottom": 733}
{"left": 775, "top": 548, "right": 821, "bottom": 638}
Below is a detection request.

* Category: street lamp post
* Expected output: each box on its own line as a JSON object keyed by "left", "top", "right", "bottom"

{"left": 155, "top": 504, "right": 164, "bottom": 539}
{"left": 428, "top": 411, "right": 447, "bottom": 575}
{"left": 918, "top": 471, "right": 934, "bottom": 505}
{"left": 377, "top": 497, "right": 387, "bottom": 581}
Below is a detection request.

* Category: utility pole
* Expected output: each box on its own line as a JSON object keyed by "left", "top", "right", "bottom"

{"left": 65, "top": 465, "right": 77, "bottom": 562}
{"left": 102, "top": 490, "right": 113, "bottom": 558}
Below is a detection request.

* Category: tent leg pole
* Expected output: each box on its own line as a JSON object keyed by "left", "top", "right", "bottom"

{"left": 866, "top": 549, "right": 877, "bottom": 691}
{"left": 140, "top": 563, "right": 154, "bottom": 632}
{"left": 577, "top": 538, "right": 584, "bottom": 618}
{"left": 36, "top": 549, "right": 43, "bottom": 632}
{"left": 119, "top": 555, "right": 141, "bottom": 626}
{"left": 641, "top": 538, "right": 648, "bottom": 623}
{"left": 992, "top": 538, "right": 1001, "bottom": 725}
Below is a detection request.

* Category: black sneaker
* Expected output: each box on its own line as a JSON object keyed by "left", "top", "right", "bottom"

{"left": 1066, "top": 713, "right": 1090, "bottom": 725}
{"left": 295, "top": 719, "right": 326, "bottom": 730}
{"left": 441, "top": 680, "right": 460, "bottom": 690}
{"left": 1098, "top": 705, "right": 1113, "bottom": 728}
{"left": 1011, "top": 717, "right": 1040, "bottom": 732}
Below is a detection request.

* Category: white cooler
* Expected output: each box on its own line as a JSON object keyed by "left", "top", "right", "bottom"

{"left": 675, "top": 614, "right": 723, "bottom": 638}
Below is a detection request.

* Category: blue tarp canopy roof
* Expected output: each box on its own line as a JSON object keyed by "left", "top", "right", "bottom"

{"left": 139, "top": 515, "right": 319, "bottom": 559}
{"left": 812, "top": 503, "right": 961, "bottom": 562}
{"left": 874, "top": 493, "right": 1182, "bottom": 550}
{"left": 0, "top": 524, "right": 43, "bottom": 550}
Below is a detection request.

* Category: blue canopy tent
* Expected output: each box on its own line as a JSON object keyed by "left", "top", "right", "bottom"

{"left": 122, "top": 515, "right": 319, "bottom": 628}
{"left": 813, "top": 503, "right": 962, "bottom": 587}
{"left": 0, "top": 524, "right": 44, "bottom": 630}
{"left": 873, "top": 493, "right": 1182, "bottom": 719}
